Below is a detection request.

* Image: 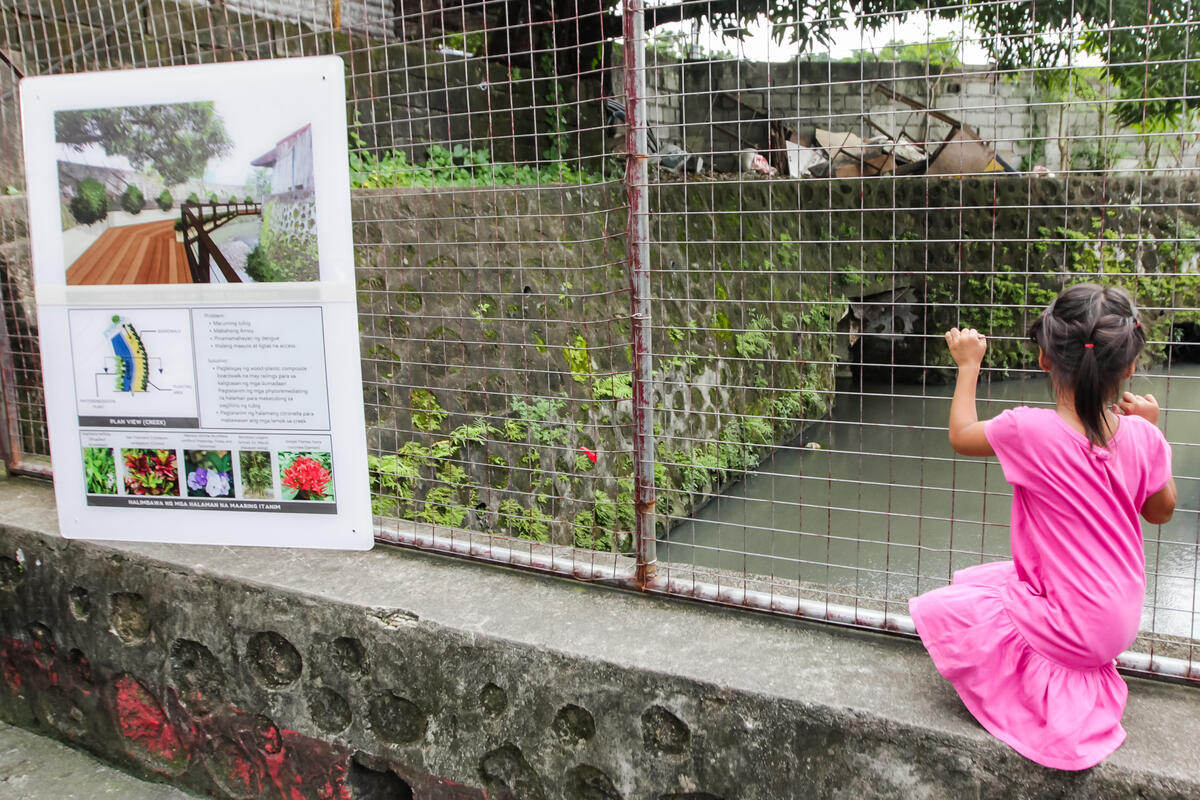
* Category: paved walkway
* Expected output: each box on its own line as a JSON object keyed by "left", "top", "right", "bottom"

{"left": 0, "top": 720, "right": 198, "bottom": 799}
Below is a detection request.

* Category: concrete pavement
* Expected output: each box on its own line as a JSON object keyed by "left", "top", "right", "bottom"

{"left": 0, "top": 720, "right": 199, "bottom": 800}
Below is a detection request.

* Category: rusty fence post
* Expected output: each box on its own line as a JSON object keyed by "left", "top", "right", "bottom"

{"left": 0, "top": 289, "right": 23, "bottom": 473}
{"left": 623, "top": 0, "right": 656, "bottom": 585}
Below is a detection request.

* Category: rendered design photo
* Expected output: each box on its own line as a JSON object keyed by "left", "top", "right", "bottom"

{"left": 57, "top": 100, "right": 317, "bottom": 285}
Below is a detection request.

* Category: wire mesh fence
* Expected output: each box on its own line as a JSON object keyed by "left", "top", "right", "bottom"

{"left": 0, "top": 0, "right": 1197, "bottom": 680}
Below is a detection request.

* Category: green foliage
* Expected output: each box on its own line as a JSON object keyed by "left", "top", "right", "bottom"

{"left": 69, "top": 177, "right": 108, "bottom": 225}
{"left": 441, "top": 31, "right": 487, "bottom": 54}
{"left": 56, "top": 102, "right": 232, "bottom": 185}
{"left": 82, "top": 447, "right": 116, "bottom": 494}
{"left": 238, "top": 451, "right": 273, "bottom": 497}
{"left": 418, "top": 485, "right": 469, "bottom": 527}
{"left": 562, "top": 334, "right": 592, "bottom": 381}
{"left": 572, "top": 489, "right": 632, "bottom": 552}
{"left": 592, "top": 372, "right": 633, "bottom": 400}
{"left": 156, "top": 188, "right": 173, "bottom": 211}
{"left": 207, "top": 193, "right": 219, "bottom": 204}
{"left": 410, "top": 388, "right": 448, "bottom": 432}
{"left": 186, "top": 192, "right": 200, "bottom": 204}
{"left": 711, "top": 311, "right": 732, "bottom": 340}
{"left": 113, "top": 353, "right": 127, "bottom": 391}
{"left": 498, "top": 499, "right": 550, "bottom": 542}
{"left": 510, "top": 397, "right": 569, "bottom": 446}
{"left": 539, "top": 55, "right": 571, "bottom": 162}
{"left": 646, "top": 28, "right": 733, "bottom": 60}
{"left": 775, "top": 234, "right": 799, "bottom": 270}
{"left": 245, "top": 244, "right": 284, "bottom": 282}
{"left": 368, "top": 452, "right": 421, "bottom": 516}
{"left": 872, "top": 37, "right": 961, "bottom": 67}
{"left": 119, "top": 184, "right": 144, "bottom": 214}
{"left": 349, "top": 134, "right": 602, "bottom": 189}
{"left": 735, "top": 315, "right": 774, "bottom": 359}
{"left": 450, "top": 419, "right": 497, "bottom": 447}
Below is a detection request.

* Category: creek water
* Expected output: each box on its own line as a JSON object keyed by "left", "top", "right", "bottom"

{"left": 662, "top": 365, "right": 1200, "bottom": 640}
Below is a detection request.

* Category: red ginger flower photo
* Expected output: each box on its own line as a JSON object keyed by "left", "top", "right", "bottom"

{"left": 281, "top": 454, "right": 333, "bottom": 501}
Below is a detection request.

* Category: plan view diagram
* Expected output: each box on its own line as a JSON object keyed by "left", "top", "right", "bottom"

{"left": 69, "top": 308, "right": 199, "bottom": 422}
{"left": 107, "top": 316, "right": 150, "bottom": 392}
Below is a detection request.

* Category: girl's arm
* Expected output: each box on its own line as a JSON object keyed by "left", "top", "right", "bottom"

{"left": 1141, "top": 480, "right": 1177, "bottom": 525}
{"left": 1115, "top": 391, "right": 1177, "bottom": 524}
{"left": 946, "top": 327, "right": 996, "bottom": 457}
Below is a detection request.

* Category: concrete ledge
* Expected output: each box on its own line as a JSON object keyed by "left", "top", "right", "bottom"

{"left": 1, "top": 476, "right": 1199, "bottom": 799}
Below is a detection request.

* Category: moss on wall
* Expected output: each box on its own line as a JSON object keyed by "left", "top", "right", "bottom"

{"left": 355, "top": 175, "right": 1200, "bottom": 551}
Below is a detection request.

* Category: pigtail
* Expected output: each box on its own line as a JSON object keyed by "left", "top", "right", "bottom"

{"left": 1028, "top": 284, "right": 1146, "bottom": 450}
{"left": 1072, "top": 321, "right": 1109, "bottom": 449}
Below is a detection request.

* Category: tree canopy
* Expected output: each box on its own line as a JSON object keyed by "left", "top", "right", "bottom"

{"left": 449, "top": 0, "right": 1197, "bottom": 129}
{"left": 55, "top": 102, "right": 233, "bottom": 185}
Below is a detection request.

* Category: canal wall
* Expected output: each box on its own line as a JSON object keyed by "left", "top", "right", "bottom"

{"left": 353, "top": 175, "right": 1200, "bottom": 552}
{"left": 2, "top": 477, "right": 1199, "bottom": 799}
{"left": 5, "top": 177, "right": 1200, "bottom": 552}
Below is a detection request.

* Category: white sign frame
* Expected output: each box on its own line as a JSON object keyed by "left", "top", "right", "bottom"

{"left": 21, "top": 57, "right": 373, "bottom": 549}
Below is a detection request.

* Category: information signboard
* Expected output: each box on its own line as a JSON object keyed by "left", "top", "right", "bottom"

{"left": 21, "top": 56, "right": 372, "bottom": 548}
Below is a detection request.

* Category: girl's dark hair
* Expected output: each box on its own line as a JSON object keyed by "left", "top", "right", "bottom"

{"left": 1028, "top": 283, "right": 1146, "bottom": 448}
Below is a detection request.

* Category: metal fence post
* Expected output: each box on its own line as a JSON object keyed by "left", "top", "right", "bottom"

{"left": 0, "top": 301, "right": 18, "bottom": 472}
{"left": 623, "top": 0, "right": 656, "bottom": 584}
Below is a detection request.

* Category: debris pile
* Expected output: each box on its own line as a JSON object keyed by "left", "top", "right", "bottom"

{"left": 782, "top": 85, "right": 1016, "bottom": 178}
{"left": 604, "top": 84, "right": 1026, "bottom": 179}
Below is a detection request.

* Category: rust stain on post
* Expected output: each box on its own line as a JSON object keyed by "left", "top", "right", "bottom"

{"left": 623, "top": 0, "right": 656, "bottom": 586}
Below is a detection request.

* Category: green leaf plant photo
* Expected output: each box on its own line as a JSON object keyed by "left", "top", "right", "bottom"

{"left": 82, "top": 447, "right": 117, "bottom": 495}
{"left": 238, "top": 450, "right": 274, "bottom": 499}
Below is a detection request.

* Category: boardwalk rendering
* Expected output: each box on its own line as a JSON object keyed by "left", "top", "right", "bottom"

{"left": 65, "top": 219, "right": 190, "bottom": 285}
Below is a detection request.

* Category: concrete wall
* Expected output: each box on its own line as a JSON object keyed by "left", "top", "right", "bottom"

{"left": 643, "top": 58, "right": 1197, "bottom": 174}
{"left": 2, "top": 478, "right": 1199, "bottom": 799}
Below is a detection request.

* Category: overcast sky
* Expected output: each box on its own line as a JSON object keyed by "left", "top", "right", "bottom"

{"left": 653, "top": 9, "right": 1101, "bottom": 66}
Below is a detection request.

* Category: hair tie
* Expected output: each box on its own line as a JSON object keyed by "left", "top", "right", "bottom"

{"left": 1135, "top": 320, "right": 1141, "bottom": 328}
{"left": 1084, "top": 343, "right": 1094, "bottom": 349}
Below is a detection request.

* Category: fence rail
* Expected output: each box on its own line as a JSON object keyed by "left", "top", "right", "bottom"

{"left": 1, "top": 0, "right": 1198, "bottom": 682}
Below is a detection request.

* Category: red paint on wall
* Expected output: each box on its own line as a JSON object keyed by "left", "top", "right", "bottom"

{"left": 113, "top": 675, "right": 186, "bottom": 770}
{"left": 1, "top": 629, "right": 482, "bottom": 799}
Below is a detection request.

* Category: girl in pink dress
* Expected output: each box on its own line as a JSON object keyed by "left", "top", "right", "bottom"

{"left": 909, "top": 283, "right": 1177, "bottom": 770}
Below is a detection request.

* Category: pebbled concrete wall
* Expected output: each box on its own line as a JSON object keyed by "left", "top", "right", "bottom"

{"left": 2, "top": 477, "right": 1200, "bottom": 799}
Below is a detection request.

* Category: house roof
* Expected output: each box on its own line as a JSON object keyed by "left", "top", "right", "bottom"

{"left": 249, "top": 123, "right": 313, "bottom": 167}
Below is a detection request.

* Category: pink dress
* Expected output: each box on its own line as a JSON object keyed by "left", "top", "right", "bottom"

{"left": 909, "top": 406, "right": 1172, "bottom": 770}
